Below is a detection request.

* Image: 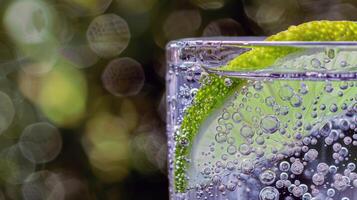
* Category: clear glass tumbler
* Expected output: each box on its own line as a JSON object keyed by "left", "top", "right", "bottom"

{"left": 166, "top": 38, "right": 357, "bottom": 200}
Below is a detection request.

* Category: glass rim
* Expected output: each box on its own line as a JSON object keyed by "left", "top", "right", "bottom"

{"left": 166, "top": 37, "right": 357, "bottom": 49}
{"left": 166, "top": 37, "right": 357, "bottom": 80}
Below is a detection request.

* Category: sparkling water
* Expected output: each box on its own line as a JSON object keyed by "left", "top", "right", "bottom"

{"left": 166, "top": 38, "right": 357, "bottom": 200}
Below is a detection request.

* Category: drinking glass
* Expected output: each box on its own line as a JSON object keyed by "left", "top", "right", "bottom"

{"left": 166, "top": 38, "right": 357, "bottom": 200}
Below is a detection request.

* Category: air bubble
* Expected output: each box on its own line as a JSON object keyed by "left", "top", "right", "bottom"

{"left": 239, "top": 144, "right": 251, "bottom": 155}
{"left": 312, "top": 173, "right": 324, "bottom": 185}
{"left": 265, "top": 96, "right": 275, "bottom": 107}
{"left": 232, "top": 112, "right": 242, "bottom": 123}
{"left": 290, "top": 94, "right": 302, "bottom": 107}
{"left": 329, "top": 104, "right": 338, "bottom": 112}
{"left": 279, "top": 162, "right": 290, "bottom": 172}
{"left": 224, "top": 78, "right": 232, "bottom": 87}
{"left": 259, "top": 186, "right": 279, "bottom": 200}
{"left": 279, "top": 85, "right": 294, "bottom": 101}
{"left": 291, "top": 160, "right": 304, "bottom": 175}
{"left": 326, "top": 188, "right": 335, "bottom": 197}
{"left": 240, "top": 125, "right": 254, "bottom": 138}
{"left": 317, "top": 163, "right": 329, "bottom": 175}
{"left": 347, "top": 163, "right": 356, "bottom": 171}
{"left": 304, "top": 149, "right": 318, "bottom": 162}
{"left": 259, "top": 169, "right": 276, "bottom": 185}
{"left": 260, "top": 115, "right": 280, "bottom": 134}
{"left": 310, "top": 58, "right": 321, "bottom": 68}
{"left": 227, "top": 145, "right": 237, "bottom": 155}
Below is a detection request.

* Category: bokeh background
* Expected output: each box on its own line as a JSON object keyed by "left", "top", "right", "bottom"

{"left": 0, "top": 0, "right": 356, "bottom": 199}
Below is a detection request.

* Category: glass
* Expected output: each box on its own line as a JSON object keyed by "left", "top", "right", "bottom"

{"left": 166, "top": 38, "right": 357, "bottom": 200}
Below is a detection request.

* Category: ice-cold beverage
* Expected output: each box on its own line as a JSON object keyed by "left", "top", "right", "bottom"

{"left": 166, "top": 38, "right": 357, "bottom": 200}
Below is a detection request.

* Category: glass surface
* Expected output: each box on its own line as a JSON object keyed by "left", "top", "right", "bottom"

{"left": 166, "top": 37, "right": 357, "bottom": 200}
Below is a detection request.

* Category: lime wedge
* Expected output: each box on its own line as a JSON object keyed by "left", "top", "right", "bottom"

{"left": 175, "top": 20, "right": 357, "bottom": 192}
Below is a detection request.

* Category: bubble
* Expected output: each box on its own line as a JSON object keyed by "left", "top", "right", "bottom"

{"left": 279, "top": 85, "right": 294, "bottom": 101}
{"left": 302, "top": 192, "right": 312, "bottom": 200}
{"left": 329, "top": 104, "right": 338, "bottom": 112}
{"left": 19, "top": 122, "right": 62, "bottom": 164}
{"left": 224, "top": 78, "right": 232, "bottom": 87}
{"left": 310, "top": 58, "right": 321, "bottom": 68}
{"left": 326, "top": 49, "right": 335, "bottom": 59}
{"left": 333, "top": 175, "right": 350, "bottom": 191}
{"left": 259, "top": 169, "right": 276, "bottom": 185}
{"left": 265, "top": 96, "right": 275, "bottom": 107}
{"left": 290, "top": 94, "right": 302, "bottom": 107}
{"left": 241, "top": 159, "right": 254, "bottom": 174}
{"left": 312, "top": 173, "right": 325, "bottom": 185}
{"left": 87, "top": 14, "right": 130, "bottom": 58}
{"left": 0, "top": 91, "right": 15, "bottom": 134}
{"left": 326, "top": 188, "right": 335, "bottom": 197}
{"left": 0, "top": 145, "right": 36, "bottom": 184}
{"left": 339, "top": 119, "right": 350, "bottom": 131}
{"left": 260, "top": 115, "right": 280, "bottom": 134}
{"left": 279, "top": 161, "right": 291, "bottom": 172}
{"left": 291, "top": 160, "right": 304, "bottom": 175}
{"left": 316, "top": 163, "right": 329, "bottom": 175}
{"left": 259, "top": 186, "right": 279, "bottom": 200}
{"left": 215, "top": 133, "right": 227, "bottom": 143}
{"left": 21, "top": 170, "right": 65, "bottom": 200}
{"left": 102, "top": 57, "right": 145, "bottom": 97}
{"left": 320, "top": 122, "right": 332, "bottom": 137}
{"left": 232, "top": 112, "right": 242, "bottom": 123}
{"left": 304, "top": 149, "right": 318, "bottom": 162}
{"left": 240, "top": 125, "right": 254, "bottom": 138}
{"left": 329, "top": 165, "right": 338, "bottom": 174}
{"left": 324, "top": 83, "right": 334, "bottom": 93}
{"left": 239, "top": 144, "right": 251, "bottom": 155}
{"left": 347, "top": 163, "right": 356, "bottom": 171}
{"left": 227, "top": 145, "right": 237, "bottom": 155}
{"left": 292, "top": 185, "right": 303, "bottom": 197}
{"left": 3, "top": 0, "right": 54, "bottom": 44}
{"left": 202, "top": 18, "right": 245, "bottom": 36}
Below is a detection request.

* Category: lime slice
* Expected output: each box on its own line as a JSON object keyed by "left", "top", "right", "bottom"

{"left": 175, "top": 20, "right": 357, "bottom": 192}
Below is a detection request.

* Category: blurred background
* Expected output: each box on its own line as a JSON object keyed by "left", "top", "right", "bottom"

{"left": 0, "top": 0, "right": 356, "bottom": 199}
